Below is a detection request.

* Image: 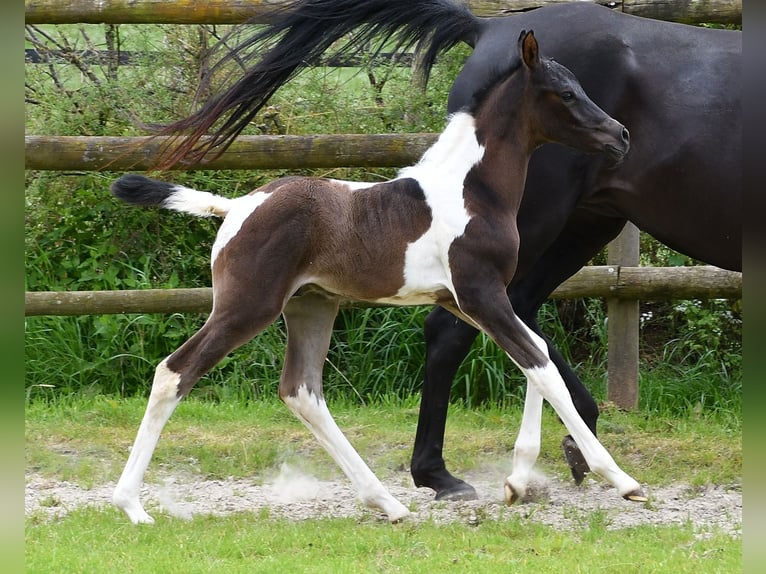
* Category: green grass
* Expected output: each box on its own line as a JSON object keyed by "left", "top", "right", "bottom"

{"left": 25, "top": 388, "right": 741, "bottom": 573}
{"left": 25, "top": 507, "right": 740, "bottom": 574}
{"left": 25, "top": 394, "right": 741, "bottom": 495}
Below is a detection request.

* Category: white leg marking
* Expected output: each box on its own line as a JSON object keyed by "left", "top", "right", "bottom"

{"left": 113, "top": 359, "right": 182, "bottom": 524}
{"left": 283, "top": 386, "right": 409, "bottom": 522}
{"left": 506, "top": 382, "right": 543, "bottom": 502}
{"left": 509, "top": 323, "right": 642, "bottom": 498}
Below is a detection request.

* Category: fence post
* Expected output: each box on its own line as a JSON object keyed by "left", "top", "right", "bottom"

{"left": 607, "top": 222, "right": 640, "bottom": 409}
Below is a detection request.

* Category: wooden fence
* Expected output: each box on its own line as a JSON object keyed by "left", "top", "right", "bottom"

{"left": 24, "top": 0, "right": 743, "bottom": 408}
{"left": 24, "top": 0, "right": 743, "bottom": 25}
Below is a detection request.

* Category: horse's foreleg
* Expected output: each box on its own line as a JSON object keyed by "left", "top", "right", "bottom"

{"left": 456, "top": 285, "right": 646, "bottom": 504}
{"left": 280, "top": 294, "right": 410, "bottom": 522}
{"left": 411, "top": 307, "right": 479, "bottom": 500}
{"left": 505, "top": 380, "right": 543, "bottom": 504}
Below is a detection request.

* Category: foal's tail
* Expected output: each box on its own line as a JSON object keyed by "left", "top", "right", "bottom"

{"left": 152, "top": 0, "right": 480, "bottom": 169}
{"left": 110, "top": 174, "right": 232, "bottom": 218}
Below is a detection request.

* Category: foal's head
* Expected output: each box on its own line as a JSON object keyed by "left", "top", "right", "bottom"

{"left": 475, "top": 30, "right": 630, "bottom": 162}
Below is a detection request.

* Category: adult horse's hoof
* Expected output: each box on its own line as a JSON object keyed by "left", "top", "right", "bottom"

{"left": 434, "top": 480, "right": 478, "bottom": 501}
{"left": 623, "top": 488, "right": 648, "bottom": 502}
{"left": 412, "top": 467, "right": 478, "bottom": 501}
{"left": 561, "top": 435, "right": 591, "bottom": 485}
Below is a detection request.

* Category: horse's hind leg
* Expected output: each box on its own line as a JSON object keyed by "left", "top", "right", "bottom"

{"left": 279, "top": 294, "right": 410, "bottom": 522}
{"left": 113, "top": 303, "right": 282, "bottom": 524}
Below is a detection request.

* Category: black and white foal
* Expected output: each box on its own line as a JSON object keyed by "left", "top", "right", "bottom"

{"left": 110, "top": 31, "right": 643, "bottom": 524}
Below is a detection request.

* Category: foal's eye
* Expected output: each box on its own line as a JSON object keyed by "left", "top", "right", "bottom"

{"left": 561, "top": 91, "right": 575, "bottom": 102}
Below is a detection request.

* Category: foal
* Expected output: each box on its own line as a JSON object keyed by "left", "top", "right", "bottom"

{"left": 111, "top": 31, "right": 642, "bottom": 524}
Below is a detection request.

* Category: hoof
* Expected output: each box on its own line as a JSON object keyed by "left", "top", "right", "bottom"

{"left": 113, "top": 490, "right": 155, "bottom": 525}
{"left": 561, "top": 435, "right": 590, "bottom": 485}
{"left": 623, "top": 488, "right": 648, "bottom": 503}
{"left": 504, "top": 482, "right": 520, "bottom": 506}
{"left": 387, "top": 506, "right": 411, "bottom": 523}
{"left": 434, "top": 480, "right": 478, "bottom": 502}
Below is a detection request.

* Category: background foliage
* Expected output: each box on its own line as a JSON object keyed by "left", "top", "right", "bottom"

{"left": 25, "top": 23, "right": 741, "bottom": 413}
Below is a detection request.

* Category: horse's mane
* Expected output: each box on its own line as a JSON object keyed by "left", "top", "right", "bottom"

{"left": 462, "top": 57, "right": 523, "bottom": 116}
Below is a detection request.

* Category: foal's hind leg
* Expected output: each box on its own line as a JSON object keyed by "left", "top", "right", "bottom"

{"left": 279, "top": 294, "right": 410, "bottom": 522}
{"left": 113, "top": 303, "right": 282, "bottom": 524}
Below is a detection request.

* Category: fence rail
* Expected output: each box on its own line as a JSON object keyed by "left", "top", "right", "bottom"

{"left": 25, "top": 266, "right": 742, "bottom": 317}
{"left": 25, "top": 134, "right": 435, "bottom": 171}
{"left": 24, "top": 0, "right": 743, "bottom": 25}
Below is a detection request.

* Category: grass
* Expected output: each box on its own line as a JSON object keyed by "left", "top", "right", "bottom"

{"left": 26, "top": 392, "right": 741, "bottom": 494}
{"left": 25, "top": 507, "right": 740, "bottom": 574}
{"left": 25, "top": 394, "right": 741, "bottom": 573}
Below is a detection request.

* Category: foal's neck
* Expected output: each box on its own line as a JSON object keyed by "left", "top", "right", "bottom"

{"left": 398, "top": 112, "right": 485, "bottom": 183}
{"left": 398, "top": 107, "right": 533, "bottom": 216}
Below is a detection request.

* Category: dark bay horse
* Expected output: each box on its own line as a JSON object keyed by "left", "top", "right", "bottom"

{"left": 150, "top": 0, "right": 742, "bottom": 500}
{"left": 111, "top": 31, "right": 642, "bottom": 524}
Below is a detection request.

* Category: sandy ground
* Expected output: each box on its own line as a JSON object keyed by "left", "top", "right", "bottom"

{"left": 26, "top": 463, "right": 741, "bottom": 536}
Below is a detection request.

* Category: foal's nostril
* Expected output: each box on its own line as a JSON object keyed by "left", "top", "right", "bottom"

{"left": 621, "top": 127, "right": 630, "bottom": 145}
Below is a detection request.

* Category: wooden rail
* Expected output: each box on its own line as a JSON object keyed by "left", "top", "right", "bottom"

{"left": 24, "top": 0, "right": 743, "bottom": 25}
{"left": 25, "top": 134, "right": 436, "bottom": 171}
{"left": 25, "top": 266, "right": 742, "bottom": 316}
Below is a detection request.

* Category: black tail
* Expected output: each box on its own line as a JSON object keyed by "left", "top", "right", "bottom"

{"left": 153, "top": 0, "right": 479, "bottom": 169}
{"left": 110, "top": 174, "right": 175, "bottom": 207}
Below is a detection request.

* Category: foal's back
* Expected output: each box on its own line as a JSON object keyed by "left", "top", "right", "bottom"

{"left": 221, "top": 176, "right": 436, "bottom": 303}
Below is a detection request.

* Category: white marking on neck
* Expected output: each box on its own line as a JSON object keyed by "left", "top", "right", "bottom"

{"left": 389, "top": 112, "right": 485, "bottom": 303}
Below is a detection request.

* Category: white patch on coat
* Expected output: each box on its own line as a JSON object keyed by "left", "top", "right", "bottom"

{"left": 391, "top": 112, "right": 485, "bottom": 302}
{"left": 211, "top": 192, "right": 272, "bottom": 266}
{"left": 165, "top": 185, "right": 233, "bottom": 218}
{"left": 329, "top": 179, "right": 377, "bottom": 191}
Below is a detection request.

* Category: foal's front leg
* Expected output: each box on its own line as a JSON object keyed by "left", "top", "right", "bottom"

{"left": 454, "top": 283, "right": 646, "bottom": 504}
{"left": 279, "top": 294, "right": 410, "bottom": 522}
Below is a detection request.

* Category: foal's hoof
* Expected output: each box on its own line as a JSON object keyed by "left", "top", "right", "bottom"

{"left": 504, "top": 482, "right": 520, "bottom": 506}
{"left": 434, "top": 480, "right": 478, "bottom": 502}
{"left": 623, "top": 488, "right": 648, "bottom": 503}
{"left": 561, "top": 435, "right": 591, "bottom": 485}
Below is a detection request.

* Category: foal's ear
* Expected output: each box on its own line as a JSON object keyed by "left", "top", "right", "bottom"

{"left": 518, "top": 30, "right": 540, "bottom": 70}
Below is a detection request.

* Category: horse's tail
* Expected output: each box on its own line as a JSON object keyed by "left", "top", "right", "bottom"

{"left": 152, "top": 0, "right": 479, "bottom": 169}
{"left": 110, "top": 174, "right": 233, "bottom": 218}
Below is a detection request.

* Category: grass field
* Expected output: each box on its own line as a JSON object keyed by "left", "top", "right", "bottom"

{"left": 26, "top": 394, "right": 741, "bottom": 573}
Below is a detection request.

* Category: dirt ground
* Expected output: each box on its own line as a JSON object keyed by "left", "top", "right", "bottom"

{"left": 25, "top": 463, "right": 741, "bottom": 536}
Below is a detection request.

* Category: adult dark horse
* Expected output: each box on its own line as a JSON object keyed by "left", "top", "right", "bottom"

{"left": 111, "top": 31, "right": 639, "bottom": 523}
{"left": 150, "top": 1, "right": 742, "bottom": 500}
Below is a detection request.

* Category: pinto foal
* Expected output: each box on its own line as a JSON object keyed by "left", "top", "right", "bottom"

{"left": 110, "top": 31, "right": 643, "bottom": 524}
